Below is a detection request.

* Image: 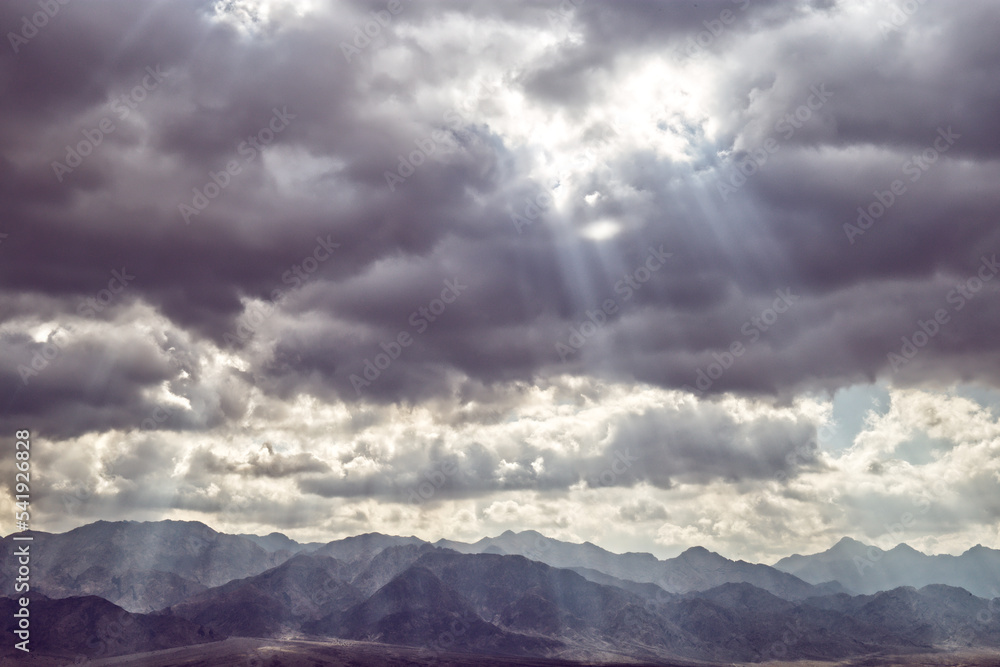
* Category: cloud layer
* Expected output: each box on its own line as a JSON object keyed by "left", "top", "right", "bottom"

{"left": 1, "top": 0, "right": 998, "bottom": 559}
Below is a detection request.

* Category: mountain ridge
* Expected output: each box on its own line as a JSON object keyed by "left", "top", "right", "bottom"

{"left": 4, "top": 520, "right": 999, "bottom": 664}
{"left": 773, "top": 536, "right": 1000, "bottom": 598}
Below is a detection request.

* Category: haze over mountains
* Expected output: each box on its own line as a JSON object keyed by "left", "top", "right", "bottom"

{"left": 3, "top": 520, "right": 999, "bottom": 664}
{"left": 773, "top": 536, "right": 1000, "bottom": 599}
{"left": 436, "top": 530, "right": 847, "bottom": 600}
{"left": 0, "top": 520, "right": 287, "bottom": 612}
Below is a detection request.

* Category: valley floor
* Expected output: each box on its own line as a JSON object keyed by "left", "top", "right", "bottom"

{"left": 751, "top": 648, "right": 1000, "bottom": 667}
{"left": 6, "top": 636, "right": 685, "bottom": 667}
{"left": 10, "top": 638, "right": 1000, "bottom": 667}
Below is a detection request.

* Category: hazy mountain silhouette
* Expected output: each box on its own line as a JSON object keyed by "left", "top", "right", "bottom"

{"left": 167, "top": 553, "right": 363, "bottom": 637}
{"left": 774, "top": 537, "right": 1000, "bottom": 598}
{"left": 437, "top": 530, "right": 842, "bottom": 600}
{"left": 311, "top": 532, "right": 426, "bottom": 562}
{"left": 0, "top": 521, "right": 289, "bottom": 612}
{"left": 314, "top": 565, "right": 562, "bottom": 657}
{"left": 5, "top": 521, "right": 1000, "bottom": 664}
{"left": 155, "top": 535, "right": 1000, "bottom": 664}
{"left": 237, "top": 531, "right": 323, "bottom": 553}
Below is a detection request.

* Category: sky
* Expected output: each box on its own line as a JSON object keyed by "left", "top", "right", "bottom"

{"left": 2, "top": 0, "right": 999, "bottom": 563}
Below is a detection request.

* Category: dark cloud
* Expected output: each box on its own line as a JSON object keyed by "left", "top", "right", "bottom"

{"left": 3, "top": 0, "right": 999, "bottom": 418}
{"left": 291, "top": 397, "right": 819, "bottom": 502}
{"left": 1, "top": 0, "right": 998, "bottom": 552}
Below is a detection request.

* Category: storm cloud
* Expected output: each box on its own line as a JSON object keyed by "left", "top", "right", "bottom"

{"left": 2, "top": 0, "right": 999, "bottom": 560}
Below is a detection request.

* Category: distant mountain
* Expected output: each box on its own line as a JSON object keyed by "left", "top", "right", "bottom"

{"left": 214, "top": 546, "right": 699, "bottom": 662}
{"left": 0, "top": 521, "right": 290, "bottom": 612}
{"left": 163, "top": 546, "right": 1000, "bottom": 664}
{"left": 566, "top": 565, "right": 677, "bottom": 602}
{"left": 237, "top": 531, "right": 323, "bottom": 553}
{"left": 313, "top": 565, "right": 562, "bottom": 657}
{"left": 403, "top": 549, "right": 698, "bottom": 662}
{"left": 802, "top": 584, "right": 1000, "bottom": 648}
{"left": 0, "top": 521, "right": 853, "bottom": 618}
{"left": 774, "top": 537, "right": 1000, "bottom": 598}
{"left": 348, "top": 543, "right": 440, "bottom": 596}
{"left": 435, "top": 529, "right": 663, "bottom": 582}
{"left": 168, "top": 545, "right": 570, "bottom": 658}
{"left": 0, "top": 594, "right": 218, "bottom": 660}
{"left": 663, "top": 545, "right": 837, "bottom": 600}
{"left": 168, "top": 553, "right": 363, "bottom": 636}
{"left": 437, "top": 530, "right": 836, "bottom": 600}
{"left": 311, "top": 532, "right": 426, "bottom": 562}
{"left": 6, "top": 520, "right": 1000, "bottom": 665}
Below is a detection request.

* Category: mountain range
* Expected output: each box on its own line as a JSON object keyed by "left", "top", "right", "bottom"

{"left": 0, "top": 520, "right": 287, "bottom": 613}
{"left": 2, "top": 521, "right": 998, "bottom": 665}
{"left": 773, "top": 536, "right": 1000, "bottom": 598}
